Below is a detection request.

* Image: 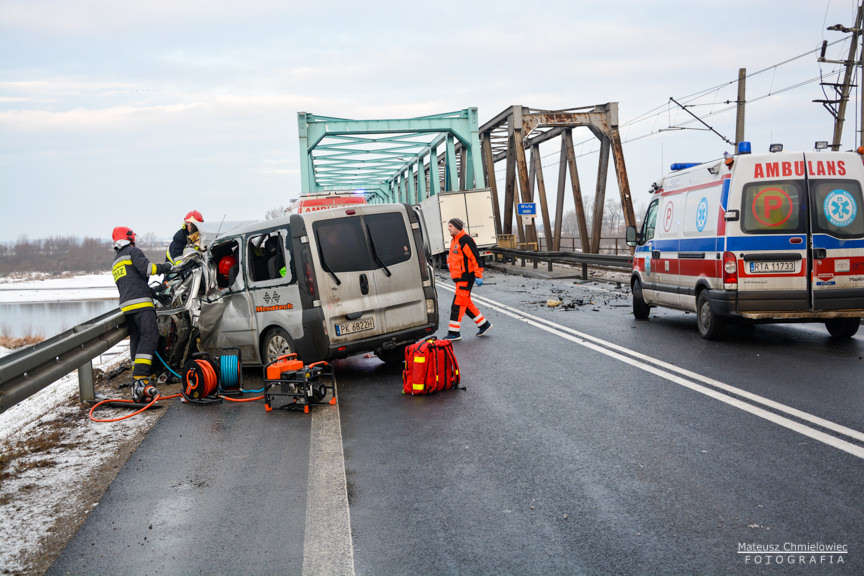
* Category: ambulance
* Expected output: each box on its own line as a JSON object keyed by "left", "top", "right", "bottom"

{"left": 286, "top": 190, "right": 367, "bottom": 214}
{"left": 625, "top": 142, "right": 864, "bottom": 339}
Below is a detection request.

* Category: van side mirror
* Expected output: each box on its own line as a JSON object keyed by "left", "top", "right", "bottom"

{"left": 625, "top": 225, "right": 640, "bottom": 247}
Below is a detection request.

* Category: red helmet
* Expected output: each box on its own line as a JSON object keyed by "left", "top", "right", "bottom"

{"left": 218, "top": 255, "right": 237, "bottom": 277}
{"left": 112, "top": 226, "right": 136, "bottom": 245}
{"left": 184, "top": 210, "right": 204, "bottom": 225}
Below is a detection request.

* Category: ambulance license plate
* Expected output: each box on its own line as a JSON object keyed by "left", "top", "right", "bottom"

{"left": 335, "top": 317, "right": 375, "bottom": 336}
{"left": 749, "top": 261, "right": 795, "bottom": 273}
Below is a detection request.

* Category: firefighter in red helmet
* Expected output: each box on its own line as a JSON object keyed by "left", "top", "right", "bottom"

{"left": 217, "top": 254, "right": 238, "bottom": 288}
{"left": 166, "top": 210, "right": 204, "bottom": 265}
{"left": 112, "top": 226, "right": 173, "bottom": 403}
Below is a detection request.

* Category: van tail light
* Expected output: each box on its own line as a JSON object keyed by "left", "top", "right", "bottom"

{"left": 304, "top": 261, "right": 317, "bottom": 299}
{"left": 722, "top": 251, "right": 738, "bottom": 286}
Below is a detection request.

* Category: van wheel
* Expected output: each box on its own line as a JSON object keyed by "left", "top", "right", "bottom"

{"left": 377, "top": 346, "right": 407, "bottom": 365}
{"left": 261, "top": 327, "right": 294, "bottom": 364}
{"left": 696, "top": 291, "right": 726, "bottom": 340}
{"left": 825, "top": 318, "right": 860, "bottom": 339}
{"left": 632, "top": 279, "right": 650, "bottom": 320}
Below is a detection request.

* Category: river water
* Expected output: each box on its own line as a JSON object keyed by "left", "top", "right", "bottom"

{"left": 0, "top": 300, "right": 118, "bottom": 339}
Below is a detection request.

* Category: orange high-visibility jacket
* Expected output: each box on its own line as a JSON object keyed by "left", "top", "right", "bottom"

{"left": 448, "top": 229, "right": 484, "bottom": 281}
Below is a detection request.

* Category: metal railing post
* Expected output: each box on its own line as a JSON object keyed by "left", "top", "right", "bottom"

{"left": 78, "top": 361, "right": 95, "bottom": 402}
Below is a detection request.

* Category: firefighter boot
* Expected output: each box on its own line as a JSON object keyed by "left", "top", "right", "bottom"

{"left": 131, "top": 378, "right": 159, "bottom": 403}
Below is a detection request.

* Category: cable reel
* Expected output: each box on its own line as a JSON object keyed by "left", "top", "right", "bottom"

{"left": 181, "top": 353, "right": 221, "bottom": 404}
{"left": 218, "top": 347, "right": 243, "bottom": 396}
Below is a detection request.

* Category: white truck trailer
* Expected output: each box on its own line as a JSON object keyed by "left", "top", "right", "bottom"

{"left": 418, "top": 188, "right": 497, "bottom": 266}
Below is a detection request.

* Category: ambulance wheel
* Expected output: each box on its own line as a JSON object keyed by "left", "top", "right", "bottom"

{"left": 696, "top": 291, "right": 725, "bottom": 340}
{"left": 824, "top": 318, "right": 860, "bottom": 339}
{"left": 632, "top": 279, "right": 650, "bottom": 320}
{"left": 261, "top": 327, "right": 294, "bottom": 364}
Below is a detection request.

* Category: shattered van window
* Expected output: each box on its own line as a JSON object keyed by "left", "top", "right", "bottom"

{"left": 248, "top": 231, "right": 287, "bottom": 282}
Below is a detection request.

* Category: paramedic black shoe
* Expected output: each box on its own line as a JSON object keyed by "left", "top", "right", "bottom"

{"left": 131, "top": 378, "right": 158, "bottom": 403}
{"left": 443, "top": 332, "right": 462, "bottom": 342}
{"left": 476, "top": 321, "right": 493, "bottom": 337}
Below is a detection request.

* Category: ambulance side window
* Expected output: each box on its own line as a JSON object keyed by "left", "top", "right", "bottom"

{"left": 642, "top": 199, "right": 659, "bottom": 242}
{"left": 810, "top": 180, "right": 864, "bottom": 238}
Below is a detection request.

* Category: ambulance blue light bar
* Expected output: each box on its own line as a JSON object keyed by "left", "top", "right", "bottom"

{"left": 670, "top": 163, "right": 701, "bottom": 171}
{"left": 737, "top": 141, "right": 752, "bottom": 154}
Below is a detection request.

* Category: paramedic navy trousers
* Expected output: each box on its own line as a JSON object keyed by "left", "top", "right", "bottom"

{"left": 126, "top": 309, "right": 159, "bottom": 379}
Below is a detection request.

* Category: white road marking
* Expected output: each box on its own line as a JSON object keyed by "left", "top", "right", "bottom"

{"left": 303, "top": 400, "right": 355, "bottom": 576}
{"left": 441, "top": 283, "right": 864, "bottom": 460}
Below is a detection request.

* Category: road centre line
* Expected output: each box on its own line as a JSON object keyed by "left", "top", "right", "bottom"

{"left": 439, "top": 283, "right": 864, "bottom": 460}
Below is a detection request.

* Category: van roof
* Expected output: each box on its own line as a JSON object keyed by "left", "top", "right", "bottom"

{"left": 210, "top": 203, "right": 405, "bottom": 243}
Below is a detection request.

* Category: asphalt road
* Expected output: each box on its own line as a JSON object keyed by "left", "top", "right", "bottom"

{"left": 48, "top": 271, "right": 864, "bottom": 575}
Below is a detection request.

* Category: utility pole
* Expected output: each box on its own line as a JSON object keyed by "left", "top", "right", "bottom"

{"left": 816, "top": 1, "right": 864, "bottom": 150}
{"left": 735, "top": 68, "right": 746, "bottom": 147}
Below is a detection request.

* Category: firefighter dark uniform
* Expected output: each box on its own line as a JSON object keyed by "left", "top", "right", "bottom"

{"left": 445, "top": 218, "right": 492, "bottom": 341}
{"left": 112, "top": 227, "right": 172, "bottom": 402}
{"left": 166, "top": 210, "right": 204, "bottom": 265}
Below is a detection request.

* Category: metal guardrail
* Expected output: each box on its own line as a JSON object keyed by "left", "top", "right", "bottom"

{"left": 489, "top": 246, "right": 632, "bottom": 279}
{"left": 0, "top": 249, "right": 628, "bottom": 413}
{"left": 0, "top": 308, "right": 128, "bottom": 413}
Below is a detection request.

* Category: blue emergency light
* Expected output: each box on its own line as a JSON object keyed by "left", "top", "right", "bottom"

{"left": 670, "top": 163, "right": 701, "bottom": 171}
{"left": 737, "top": 141, "right": 752, "bottom": 154}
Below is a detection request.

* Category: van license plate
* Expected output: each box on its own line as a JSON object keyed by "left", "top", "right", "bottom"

{"left": 749, "top": 261, "right": 795, "bottom": 273}
{"left": 335, "top": 317, "right": 375, "bottom": 336}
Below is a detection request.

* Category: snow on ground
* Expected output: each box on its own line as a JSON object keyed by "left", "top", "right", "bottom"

{"left": 0, "top": 273, "right": 116, "bottom": 303}
{"left": 0, "top": 276, "right": 165, "bottom": 575}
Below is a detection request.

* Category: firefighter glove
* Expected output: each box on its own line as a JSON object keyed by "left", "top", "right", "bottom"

{"left": 475, "top": 277, "right": 483, "bottom": 287}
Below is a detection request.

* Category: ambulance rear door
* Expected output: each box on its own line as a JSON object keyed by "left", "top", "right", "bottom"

{"left": 731, "top": 153, "right": 809, "bottom": 313}
{"left": 805, "top": 152, "right": 864, "bottom": 311}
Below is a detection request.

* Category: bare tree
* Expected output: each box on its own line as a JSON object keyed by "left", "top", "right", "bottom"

{"left": 265, "top": 206, "right": 287, "bottom": 220}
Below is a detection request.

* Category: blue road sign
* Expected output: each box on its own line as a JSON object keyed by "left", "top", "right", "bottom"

{"left": 517, "top": 203, "right": 536, "bottom": 216}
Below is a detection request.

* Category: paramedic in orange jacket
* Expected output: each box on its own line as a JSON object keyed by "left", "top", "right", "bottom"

{"left": 444, "top": 218, "right": 492, "bottom": 341}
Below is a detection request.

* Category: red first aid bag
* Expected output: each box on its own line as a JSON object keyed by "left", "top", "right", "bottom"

{"left": 402, "top": 338, "right": 462, "bottom": 395}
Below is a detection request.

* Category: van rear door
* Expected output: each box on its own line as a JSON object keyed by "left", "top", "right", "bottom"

{"left": 307, "top": 205, "right": 428, "bottom": 345}
{"left": 805, "top": 152, "right": 864, "bottom": 311}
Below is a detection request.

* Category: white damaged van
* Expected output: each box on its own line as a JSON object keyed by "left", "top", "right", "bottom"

{"left": 157, "top": 204, "right": 438, "bottom": 365}
{"left": 626, "top": 143, "right": 864, "bottom": 339}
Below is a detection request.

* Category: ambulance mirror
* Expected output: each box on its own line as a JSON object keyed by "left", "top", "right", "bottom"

{"left": 625, "top": 225, "right": 639, "bottom": 247}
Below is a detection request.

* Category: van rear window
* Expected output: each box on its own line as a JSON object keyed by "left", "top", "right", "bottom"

{"left": 313, "top": 212, "right": 413, "bottom": 273}
{"left": 365, "top": 212, "right": 411, "bottom": 266}
{"left": 741, "top": 181, "right": 805, "bottom": 234}
{"left": 811, "top": 180, "right": 864, "bottom": 238}
{"left": 314, "top": 219, "right": 373, "bottom": 272}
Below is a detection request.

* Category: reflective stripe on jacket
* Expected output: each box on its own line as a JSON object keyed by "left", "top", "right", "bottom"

{"left": 166, "top": 227, "right": 188, "bottom": 265}
{"left": 113, "top": 245, "right": 169, "bottom": 313}
{"left": 447, "top": 229, "right": 484, "bottom": 281}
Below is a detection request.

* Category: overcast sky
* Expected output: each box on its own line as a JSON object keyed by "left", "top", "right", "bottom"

{"left": 0, "top": 0, "right": 860, "bottom": 243}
